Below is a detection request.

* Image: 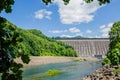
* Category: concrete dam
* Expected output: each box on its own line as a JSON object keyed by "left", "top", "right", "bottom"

{"left": 58, "top": 38, "right": 109, "bottom": 58}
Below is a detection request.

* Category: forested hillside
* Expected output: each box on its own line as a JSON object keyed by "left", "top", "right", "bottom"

{"left": 55, "top": 36, "right": 84, "bottom": 39}
{"left": 2, "top": 17, "right": 77, "bottom": 57}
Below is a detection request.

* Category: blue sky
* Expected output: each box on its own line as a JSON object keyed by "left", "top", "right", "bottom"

{"left": 1, "top": 0, "right": 120, "bottom": 38}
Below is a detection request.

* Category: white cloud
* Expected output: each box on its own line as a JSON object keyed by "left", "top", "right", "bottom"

{"left": 108, "top": 23, "right": 113, "bottom": 27}
{"left": 49, "top": 30, "right": 67, "bottom": 33}
{"left": 75, "top": 33, "right": 83, "bottom": 36}
{"left": 49, "top": 27, "right": 82, "bottom": 34}
{"left": 61, "top": 33, "right": 83, "bottom": 38}
{"left": 60, "top": 34, "right": 73, "bottom": 38}
{"left": 54, "top": 0, "right": 102, "bottom": 24}
{"left": 35, "top": 9, "right": 52, "bottom": 20}
{"left": 94, "top": 36, "right": 101, "bottom": 38}
{"left": 49, "top": 27, "right": 83, "bottom": 37}
{"left": 86, "top": 35, "right": 101, "bottom": 38}
{"left": 100, "top": 23, "right": 113, "bottom": 38}
{"left": 86, "top": 29, "right": 92, "bottom": 33}
{"left": 68, "top": 27, "right": 83, "bottom": 36}
{"left": 69, "top": 27, "right": 80, "bottom": 33}
{"left": 99, "top": 25, "right": 106, "bottom": 29}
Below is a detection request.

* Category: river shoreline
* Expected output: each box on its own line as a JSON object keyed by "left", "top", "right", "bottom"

{"left": 15, "top": 56, "right": 100, "bottom": 67}
{"left": 81, "top": 65, "right": 120, "bottom": 80}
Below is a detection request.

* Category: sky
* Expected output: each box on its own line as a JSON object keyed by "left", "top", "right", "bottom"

{"left": 1, "top": 0, "right": 120, "bottom": 38}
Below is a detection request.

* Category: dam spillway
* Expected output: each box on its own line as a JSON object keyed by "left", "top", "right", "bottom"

{"left": 58, "top": 38, "right": 109, "bottom": 58}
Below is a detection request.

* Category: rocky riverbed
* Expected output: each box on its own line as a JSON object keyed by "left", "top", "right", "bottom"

{"left": 82, "top": 65, "right": 120, "bottom": 80}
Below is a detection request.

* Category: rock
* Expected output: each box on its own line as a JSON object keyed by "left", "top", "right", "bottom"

{"left": 81, "top": 65, "right": 120, "bottom": 80}
{"left": 114, "top": 77, "right": 120, "bottom": 80}
{"left": 113, "top": 65, "right": 119, "bottom": 69}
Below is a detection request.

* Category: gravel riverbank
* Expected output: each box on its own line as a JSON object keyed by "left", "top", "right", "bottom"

{"left": 81, "top": 65, "right": 120, "bottom": 80}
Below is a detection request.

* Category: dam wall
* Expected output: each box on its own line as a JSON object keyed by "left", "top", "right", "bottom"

{"left": 58, "top": 38, "right": 109, "bottom": 58}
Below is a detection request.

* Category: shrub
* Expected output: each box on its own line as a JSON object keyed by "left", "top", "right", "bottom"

{"left": 113, "top": 69, "right": 120, "bottom": 74}
{"left": 45, "top": 69, "right": 62, "bottom": 76}
{"left": 102, "top": 58, "right": 111, "bottom": 65}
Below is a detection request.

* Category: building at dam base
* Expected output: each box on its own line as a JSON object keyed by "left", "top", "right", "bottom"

{"left": 58, "top": 38, "right": 109, "bottom": 59}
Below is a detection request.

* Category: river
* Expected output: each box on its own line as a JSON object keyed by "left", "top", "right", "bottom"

{"left": 23, "top": 61, "right": 101, "bottom": 80}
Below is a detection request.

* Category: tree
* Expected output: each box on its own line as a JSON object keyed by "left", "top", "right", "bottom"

{"left": 109, "top": 22, "right": 120, "bottom": 50}
{"left": 0, "top": 0, "right": 111, "bottom": 13}
{"left": 102, "top": 21, "right": 120, "bottom": 65}
{"left": 107, "top": 21, "right": 120, "bottom": 65}
{"left": 42, "top": 0, "right": 111, "bottom": 5}
{"left": 0, "top": 0, "right": 14, "bottom": 13}
{"left": 0, "top": 17, "right": 30, "bottom": 80}
{"left": 84, "top": 0, "right": 111, "bottom": 5}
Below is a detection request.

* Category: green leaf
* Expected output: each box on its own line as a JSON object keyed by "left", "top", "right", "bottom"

{"left": 21, "top": 55, "right": 30, "bottom": 64}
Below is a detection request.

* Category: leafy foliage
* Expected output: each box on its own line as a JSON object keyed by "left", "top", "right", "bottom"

{"left": 0, "top": 0, "right": 14, "bottom": 13}
{"left": 102, "top": 57, "right": 111, "bottom": 65}
{"left": 113, "top": 69, "right": 120, "bottom": 74}
{"left": 42, "top": 0, "right": 111, "bottom": 5}
{"left": 85, "top": 0, "right": 111, "bottom": 5}
{"left": 42, "top": 0, "right": 70, "bottom": 5}
{"left": 0, "top": 17, "right": 30, "bottom": 80}
{"left": 102, "top": 21, "right": 120, "bottom": 65}
{"left": 1, "top": 17, "right": 77, "bottom": 57}
{"left": 19, "top": 29, "right": 77, "bottom": 57}
{"left": 0, "top": 0, "right": 111, "bottom": 13}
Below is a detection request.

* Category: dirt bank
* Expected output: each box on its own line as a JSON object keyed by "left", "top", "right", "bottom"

{"left": 15, "top": 56, "right": 83, "bottom": 67}
{"left": 15, "top": 56, "right": 100, "bottom": 67}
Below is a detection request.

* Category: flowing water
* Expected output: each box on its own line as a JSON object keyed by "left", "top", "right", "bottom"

{"left": 23, "top": 61, "right": 101, "bottom": 80}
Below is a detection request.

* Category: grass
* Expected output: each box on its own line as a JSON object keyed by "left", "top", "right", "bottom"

{"left": 31, "top": 69, "right": 63, "bottom": 80}
{"left": 73, "top": 58, "right": 84, "bottom": 62}
{"left": 45, "top": 69, "right": 62, "bottom": 77}
{"left": 113, "top": 69, "right": 120, "bottom": 74}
